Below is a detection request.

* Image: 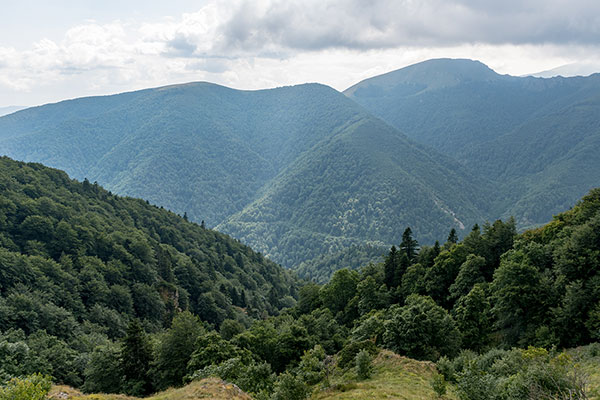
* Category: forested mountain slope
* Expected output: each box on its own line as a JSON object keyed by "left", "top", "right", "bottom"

{"left": 0, "top": 82, "right": 490, "bottom": 268}
{"left": 345, "top": 58, "right": 600, "bottom": 229}
{"left": 0, "top": 83, "right": 361, "bottom": 227}
{"left": 0, "top": 156, "right": 296, "bottom": 386}
{"left": 219, "top": 115, "right": 492, "bottom": 267}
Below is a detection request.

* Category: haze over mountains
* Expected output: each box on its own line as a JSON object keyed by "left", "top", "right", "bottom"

{"left": 1, "top": 58, "right": 599, "bottom": 271}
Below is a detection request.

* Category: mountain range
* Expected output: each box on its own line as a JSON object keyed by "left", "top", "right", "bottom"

{"left": 1, "top": 58, "right": 599, "bottom": 274}
{"left": 345, "top": 58, "right": 600, "bottom": 229}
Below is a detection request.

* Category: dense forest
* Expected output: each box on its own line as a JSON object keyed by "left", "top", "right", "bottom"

{"left": 0, "top": 157, "right": 296, "bottom": 391}
{"left": 1, "top": 157, "right": 598, "bottom": 399}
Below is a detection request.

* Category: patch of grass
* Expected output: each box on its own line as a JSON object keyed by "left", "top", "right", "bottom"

{"left": 313, "top": 350, "right": 459, "bottom": 400}
{"left": 48, "top": 378, "right": 251, "bottom": 400}
{"left": 573, "top": 346, "right": 600, "bottom": 400}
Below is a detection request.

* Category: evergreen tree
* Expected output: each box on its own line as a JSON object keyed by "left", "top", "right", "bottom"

{"left": 156, "top": 245, "right": 175, "bottom": 283}
{"left": 447, "top": 228, "right": 458, "bottom": 245}
{"left": 400, "top": 227, "right": 419, "bottom": 261}
{"left": 384, "top": 246, "right": 400, "bottom": 289}
{"left": 120, "top": 319, "right": 153, "bottom": 396}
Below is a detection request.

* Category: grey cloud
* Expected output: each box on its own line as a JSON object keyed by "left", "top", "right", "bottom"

{"left": 186, "top": 58, "right": 230, "bottom": 73}
{"left": 213, "top": 0, "right": 600, "bottom": 54}
{"left": 165, "top": 35, "right": 198, "bottom": 57}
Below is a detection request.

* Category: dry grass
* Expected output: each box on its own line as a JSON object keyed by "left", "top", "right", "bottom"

{"left": 48, "top": 378, "right": 251, "bottom": 400}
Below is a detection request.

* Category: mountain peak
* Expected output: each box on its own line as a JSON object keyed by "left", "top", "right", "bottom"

{"left": 344, "top": 58, "right": 501, "bottom": 96}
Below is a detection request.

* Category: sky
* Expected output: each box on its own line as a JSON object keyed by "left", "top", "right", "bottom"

{"left": 1, "top": 0, "right": 600, "bottom": 107}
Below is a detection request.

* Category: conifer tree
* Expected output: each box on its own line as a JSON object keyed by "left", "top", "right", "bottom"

{"left": 121, "top": 319, "right": 153, "bottom": 396}
{"left": 447, "top": 228, "right": 458, "bottom": 244}
{"left": 400, "top": 227, "right": 419, "bottom": 262}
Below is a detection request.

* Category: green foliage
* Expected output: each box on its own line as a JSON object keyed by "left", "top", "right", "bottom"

{"left": 355, "top": 349, "right": 372, "bottom": 380}
{"left": 271, "top": 372, "right": 310, "bottom": 400}
{"left": 187, "top": 332, "right": 251, "bottom": 373}
{"left": 351, "top": 311, "right": 385, "bottom": 345}
{"left": 431, "top": 372, "right": 447, "bottom": 398}
{"left": 383, "top": 295, "right": 461, "bottom": 361}
{"left": 0, "top": 373, "right": 51, "bottom": 400}
{"left": 0, "top": 157, "right": 296, "bottom": 389}
{"left": 297, "top": 345, "right": 327, "bottom": 385}
{"left": 220, "top": 319, "right": 245, "bottom": 341}
{"left": 337, "top": 340, "right": 378, "bottom": 370}
{"left": 319, "top": 269, "right": 359, "bottom": 324}
{"left": 449, "top": 255, "right": 486, "bottom": 300}
{"left": 294, "top": 245, "right": 386, "bottom": 283}
{"left": 153, "top": 311, "right": 205, "bottom": 390}
{"left": 400, "top": 227, "right": 419, "bottom": 262}
{"left": 82, "top": 342, "right": 121, "bottom": 394}
{"left": 188, "top": 357, "right": 275, "bottom": 397}
{"left": 120, "top": 319, "right": 153, "bottom": 396}
{"left": 452, "top": 284, "right": 491, "bottom": 352}
{"left": 451, "top": 347, "right": 590, "bottom": 400}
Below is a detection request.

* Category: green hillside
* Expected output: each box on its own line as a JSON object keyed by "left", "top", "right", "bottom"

{"left": 0, "top": 156, "right": 296, "bottom": 387}
{"left": 345, "top": 58, "right": 600, "bottom": 230}
{"left": 0, "top": 82, "right": 490, "bottom": 269}
{"left": 219, "top": 115, "right": 491, "bottom": 267}
{"left": 0, "top": 83, "right": 361, "bottom": 227}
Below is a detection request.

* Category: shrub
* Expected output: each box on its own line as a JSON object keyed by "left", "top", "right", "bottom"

{"left": 0, "top": 374, "right": 52, "bottom": 400}
{"left": 431, "top": 372, "right": 447, "bottom": 398}
{"left": 355, "top": 349, "right": 372, "bottom": 380}
{"left": 271, "top": 372, "right": 310, "bottom": 400}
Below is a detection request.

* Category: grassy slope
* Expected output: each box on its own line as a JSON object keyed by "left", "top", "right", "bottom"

{"left": 314, "top": 351, "right": 458, "bottom": 400}
{"left": 49, "top": 378, "right": 252, "bottom": 400}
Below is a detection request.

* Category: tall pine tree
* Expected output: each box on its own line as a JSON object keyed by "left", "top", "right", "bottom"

{"left": 400, "top": 227, "right": 418, "bottom": 262}
{"left": 121, "top": 319, "right": 153, "bottom": 396}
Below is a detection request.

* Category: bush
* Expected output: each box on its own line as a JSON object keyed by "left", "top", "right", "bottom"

{"left": 431, "top": 372, "right": 447, "bottom": 398}
{"left": 383, "top": 295, "right": 460, "bottom": 361}
{"left": 0, "top": 374, "right": 52, "bottom": 400}
{"left": 355, "top": 350, "right": 372, "bottom": 380}
{"left": 188, "top": 357, "right": 275, "bottom": 396}
{"left": 337, "top": 340, "right": 378, "bottom": 369}
{"left": 271, "top": 372, "right": 310, "bottom": 400}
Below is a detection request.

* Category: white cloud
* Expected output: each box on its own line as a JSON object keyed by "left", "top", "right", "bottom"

{"left": 1, "top": 0, "right": 600, "bottom": 106}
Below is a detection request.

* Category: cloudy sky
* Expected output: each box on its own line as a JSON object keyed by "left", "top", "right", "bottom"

{"left": 2, "top": 0, "right": 600, "bottom": 107}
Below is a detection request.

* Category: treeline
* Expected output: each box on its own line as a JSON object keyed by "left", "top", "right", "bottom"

{"left": 0, "top": 157, "right": 297, "bottom": 389}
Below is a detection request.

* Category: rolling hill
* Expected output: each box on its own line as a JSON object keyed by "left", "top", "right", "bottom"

{"left": 0, "top": 82, "right": 490, "bottom": 269}
{"left": 345, "top": 58, "right": 600, "bottom": 228}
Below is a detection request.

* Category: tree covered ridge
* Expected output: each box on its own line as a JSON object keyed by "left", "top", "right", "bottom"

{"left": 0, "top": 156, "right": 297, "bottom": 386}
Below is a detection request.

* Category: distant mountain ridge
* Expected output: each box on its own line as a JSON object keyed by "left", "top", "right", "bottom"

{"left": 0, "top": 81, "right": 488, "bottom": 269}
{"left": 345, "top": 58, "right": 600, "bottom": 229}
{"left": 0, "top": 105, "right": 27, "bottom": 117}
